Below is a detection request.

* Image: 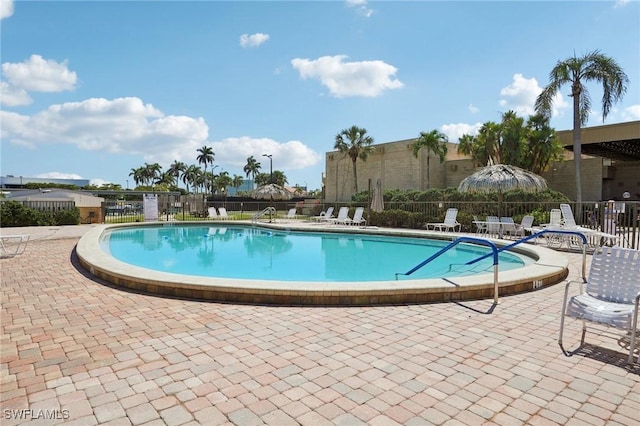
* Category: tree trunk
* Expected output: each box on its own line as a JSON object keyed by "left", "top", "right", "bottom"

{"left": 352, "top": 158, "right": 358, "bottom": 193}
{"left": 572, "top": 94, "right": 582, "bottom": 204}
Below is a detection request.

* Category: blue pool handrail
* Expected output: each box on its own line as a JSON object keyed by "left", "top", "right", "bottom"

{"left": 465, "top": 229, "right": 588, "bottom": 282}
{"left": 395, "top": 229, "right": 590, "bottom": 305}
{"left": 395, "top": 236, "right": 501, "bottom": 304}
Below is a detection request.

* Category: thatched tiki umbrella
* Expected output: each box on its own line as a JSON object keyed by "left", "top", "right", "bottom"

{"left": 458, "top": 164, "right": 548, "bottom": 216}
{"left": 252, "top": 184, "right": 292, "bottom": 221}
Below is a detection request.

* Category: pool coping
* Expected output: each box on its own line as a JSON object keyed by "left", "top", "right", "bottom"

{"left": 76, "top": 221, "right": 570, "bottom": 305}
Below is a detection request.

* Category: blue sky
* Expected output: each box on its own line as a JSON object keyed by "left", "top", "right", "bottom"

{"left": 1, "top": 0, "right": 638, "bottom": 191}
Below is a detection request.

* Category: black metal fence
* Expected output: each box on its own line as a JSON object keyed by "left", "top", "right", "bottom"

{"left": 101, "top": 195, "right": 639, "bottom": 249}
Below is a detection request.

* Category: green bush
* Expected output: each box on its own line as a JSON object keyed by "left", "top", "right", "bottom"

{"left": 0, "top": 201, "right": 80, "bottom": 227}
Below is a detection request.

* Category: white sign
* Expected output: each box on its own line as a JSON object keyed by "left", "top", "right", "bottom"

{"left": 143, "top": 194, "right": 159, "bottom": 221}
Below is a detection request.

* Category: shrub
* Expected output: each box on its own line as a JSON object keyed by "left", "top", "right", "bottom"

{"left": 0, "top": 201, "right": 80, "bottom": 227}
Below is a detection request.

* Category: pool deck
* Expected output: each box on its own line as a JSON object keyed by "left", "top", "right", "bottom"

{"left": 1, "top": 223, "right": 638, "bottom": 425}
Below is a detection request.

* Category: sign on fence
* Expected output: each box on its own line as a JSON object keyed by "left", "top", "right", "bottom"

{"left": 143, "top": 194, "right": 158, "bottom": 221}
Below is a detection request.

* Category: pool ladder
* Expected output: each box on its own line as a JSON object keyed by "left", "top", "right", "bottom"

{"left": 251, "top": 207, "right": 276, "bottom": 224}
{"left": 395, "top": 230, "right": 589, "bottom": 305}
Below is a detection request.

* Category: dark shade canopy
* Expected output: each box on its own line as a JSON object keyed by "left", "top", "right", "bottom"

{"left": 458, "top": 164, "right": 548, "bottom": 194}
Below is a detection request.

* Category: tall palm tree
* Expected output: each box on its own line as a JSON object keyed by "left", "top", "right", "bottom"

{"left": 129, "top": 167, "right": 145, "bottom": 187}
{"left": 196, "top": 146, "right": 215, "bottom": 196}
{"left": 243, "top": 156, "right": 261, "bottom": 189}
{"left": 232, "top": 174, "right": 244, "bottom": 193}
{"left": 182, "top": 164, "right": 201, "bottom": 194}
{"left": 412, "top": 129, "right": 449, "bottom": 189}
{"left": 334, "top": 125, "right": 375, "bottom": 193}
{"left": 143, "top": 163, "right": 162, "bottom": 187}
{"left": 535, "top": 50, "right": 629, "bottom": 203}
{"left": 168, "top": 161, "right": 187, "bottom": 191}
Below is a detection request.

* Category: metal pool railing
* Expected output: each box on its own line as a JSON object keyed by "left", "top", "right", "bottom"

{"left": 395, "top": 230, "right": 589, "bottom": 306}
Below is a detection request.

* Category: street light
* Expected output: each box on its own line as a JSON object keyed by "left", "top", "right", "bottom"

{"left": 262, "top": 154, "right": 273, "bottom": 184}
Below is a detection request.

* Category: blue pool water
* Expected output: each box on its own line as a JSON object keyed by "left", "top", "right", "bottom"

{"left": 101, "top": 225, "right": 530, "bottom": 282}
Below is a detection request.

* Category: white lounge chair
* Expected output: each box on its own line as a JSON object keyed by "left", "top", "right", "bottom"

{"left": 207, "top": 207, "right": 218, "bottom": 219}
{"left": 286, "top": 208, "right": 297, "bottom": 220}
{"left": 426, "top": 208, "right": 461, "bottom": 232}
{"left": 0, "top": 234, "right": 30, "bottom": 258}
{"left": 559, "top": 246, "right": 640, "bottom": 364}
{"left": 556, "top": 204, "right": 618, "bottom": 248}
{"left": 218, "top": 207, "right": 230, "bottom": 220}
{"left": 313, "top": 206, "right": 334, "bottom": 222}
{"left": 518, "top": 215, "right": 535, "bottom": 237}
{"left": 329, "top": 207, "right": 350, "bottom": 225}
{"left": 345, "top": 207, "right": 366, "bottom": 226}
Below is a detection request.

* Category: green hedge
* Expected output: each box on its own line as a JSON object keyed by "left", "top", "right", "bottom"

{"left": 0, "top": 201, "right": 81, "bottom": 227}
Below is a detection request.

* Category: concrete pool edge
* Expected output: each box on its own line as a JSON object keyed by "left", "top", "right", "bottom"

{"left": 76, "top": 222, "right": 570, "bottom": 305}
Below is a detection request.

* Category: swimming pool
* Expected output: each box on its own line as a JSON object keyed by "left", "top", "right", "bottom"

{"left": 77, "top": 222, "right": 569, "bottom": 305}
{"left": 101, "top": 225, "right": 529, "bottom": 282}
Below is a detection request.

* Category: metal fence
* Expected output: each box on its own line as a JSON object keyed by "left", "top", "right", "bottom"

{"left": 100, "top": 196, "right": 639, "bottom": 250}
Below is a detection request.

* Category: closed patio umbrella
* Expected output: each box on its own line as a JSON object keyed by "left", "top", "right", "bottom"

{"left": 371, "top": 179, "right": 384, "bottom": 213}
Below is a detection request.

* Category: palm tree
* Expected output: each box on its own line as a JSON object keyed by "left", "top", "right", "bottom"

{"left": 232, "top": 174, "right": 244, "bottom": 193}
{"left": 168, "top": 161, "right": 186, "bottom": 191}
{"left": 243, "top": 156, "right": 261, "bottom": 189}
{"left": 143, "top": 163, "right": 162, "bottom": 187}
{"left": 535, "top": 50, "right": 629, "bottom": 203}
{"left": 334, "top": 125, "right": 375, "bottom": 193}
{"left": 196, "top": 146, "right": 215, "bottom": 196}
{"left": 129, "top": 167, "right": 145, "bottom": 187}
{"left": 412, "top": 129, "right": 449, "bottom": 189}
{"left": 182, "top": 164, "right": 201, "bottom": 194}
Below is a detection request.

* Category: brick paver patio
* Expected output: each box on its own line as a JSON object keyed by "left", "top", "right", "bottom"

{"left": 1, "top": 227, "right": 638, "bottom": 425}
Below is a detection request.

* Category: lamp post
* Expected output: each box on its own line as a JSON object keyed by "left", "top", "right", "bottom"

{"left": 262, "top": 154, "right": 273, "bottom": 184}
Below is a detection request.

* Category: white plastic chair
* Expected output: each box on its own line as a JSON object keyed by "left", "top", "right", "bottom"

{"left": 0, "top": 235, "right": 30, "bottom": 258}
{"left": 500, "top": 217, "right": 518, "bottom": 238}
{"left": 329, "top": 207, "right": 350, "bottom": 225}
{"left": 207, "top": 207, "right": 218, "bottom": 219}
{"left": 426, "top": 208, "right": 461, "bottom": 232}
{"left": 218, "top": 207, "right": 230, "bottom": 220}
{"left": 559, "top": 246, "right": 640, "bottom": 364}
{"left": 516, "top": 215, "right": 535, "bottom": 238}
{"left": 286, "top": 208, "right": 297, "bottom": 220}
{"left": 345, "top": 207, "right": 366, "bottom": 226}
{"left": 485, "top": 216, "right": 501, "bottom": 237}
{"left": 473, "top": 215, "right": 488, "bottom": 234}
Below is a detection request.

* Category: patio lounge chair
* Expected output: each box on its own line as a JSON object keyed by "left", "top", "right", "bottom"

{"left": 329, "top": 207, "right": 350, "bottom": 225}
{"left": 207, "top": 207, "right": 218, "bottom": 219}
{"left": 518, "top": 215, "right": 535, "bottom": 237}
{"left": 485, "top": 216, "right": 501, "bottom": 237}
{"left": 555, "top": 204, "right": 618, "bottom": 248}
{"left": 313, "top": 206, "right": 334, "bottom": 222}
{"left": 286, "top": 208, "right": 297, "bottom": 220}
{"left": 345, "top": 207, "right": 366, "bottom": 226}
{"left": 426, "top": 208, "right": 461, "bottom": 232}
{"left": 0, "top": 234, "right": 30, "bottom": 258}
{"left": 559, "top": 246, "right": 640, "bottom": 364}
{"left": 218, "top": 207, "right": 230, "bottom": 220}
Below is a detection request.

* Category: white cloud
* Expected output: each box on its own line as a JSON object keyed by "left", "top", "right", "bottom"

{"left": 345, "top": 0, "right": 373, "bottom": 18}
{"left": 212, "top": 136, "right": 322, "bottom": 171}
{"left": 0, "top": 97, "right": 210, "bottom": 166}
{"left": 615, "top": 0, "right": 630, "bottom": 8}
{"left": 291, "top": 55, "right": 403, "bottom": 98}
{"left": 468, "top": 103, "right": 479, "bottom": 114}
{"left": 239, "top": 33, "right": 270, "bottom": 48}
{"left": 0, "top": 81, "right": 32, "bottom": 106}
{"left": 35, "top": 172, "right": 84, "bottom": 180}
{"left": 622, "top": 104, "right": 640, "bottom": 121}
{"left": 499, "top": 73, "right": 569, "bottom": 118}
{"left": 441, "top": 122, "right": 483, "bottom": 143}
{"left": 2, "top": 54, "right": 78, "bottom": 93}
{"left": 1, "top": 0, "right": 13, "bottom": 19}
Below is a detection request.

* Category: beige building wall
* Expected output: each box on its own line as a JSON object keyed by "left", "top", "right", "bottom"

{"left": 324, "top": 135, "right": 639, "bottom": 203}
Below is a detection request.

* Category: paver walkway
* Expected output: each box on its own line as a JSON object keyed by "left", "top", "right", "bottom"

{"left": 1, "top": 226, "right": 638, "bottom": 425}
